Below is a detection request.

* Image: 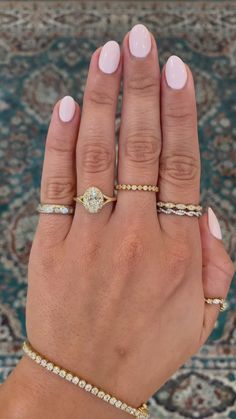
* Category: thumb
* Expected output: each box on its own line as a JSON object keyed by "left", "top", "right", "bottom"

{"left": 199, "top": 207, "right": 235, "bottom": 344}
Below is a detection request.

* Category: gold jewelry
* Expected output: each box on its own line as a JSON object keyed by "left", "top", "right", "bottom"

{"left": 115, "top": 184, "right": 159, "bottom": 192}
{"left": 157, "top": 201, "right": 202, "bottom": 218}
{"left": 37, "top": 203, "right": 75, "bottom": 215}
{"left": 204, "top": 298, "right": 228, "bottom": 312}
{"left": 73, "top": 187, "right": 117, "bottom": 214}
{"left": 22, "top": 341, "right": 149, "bottom": 418}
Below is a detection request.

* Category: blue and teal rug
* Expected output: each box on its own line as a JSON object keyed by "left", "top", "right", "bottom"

{"left": 0, "top": 2, "right": 235, "bottom": 417}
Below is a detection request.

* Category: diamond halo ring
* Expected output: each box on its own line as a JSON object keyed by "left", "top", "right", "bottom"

{"left": 73, "top": 187, "right": 117, "bottom": 214}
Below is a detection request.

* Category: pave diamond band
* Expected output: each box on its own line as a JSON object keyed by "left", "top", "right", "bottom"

{"left": 115, "top": 184, "right": 159, "bottom": 192}
{"left": 22, "top": 340, "right": 150, "bottom": 418}
{"left": 204, "top": 298, "right": 228, "bottom": 312}
{"left": 74, "top": 187, "right": 117, "bottom": 214}
{"left": 157, "top": 201, "right": 202, "bottom": 218}
{"left": 37, "top": 204, "right": 75, "bottom": 215}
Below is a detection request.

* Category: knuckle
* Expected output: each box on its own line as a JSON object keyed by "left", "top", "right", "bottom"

{"left": 163, "top": 103, "right": 195, "bottom": 128}
{"left": 80, "top": 142, "right": 114, "bottom": 174}
{"left": 47, "top": 133, "right": 73, "bottom": 154}
{"left": 124, "top": 130, "right": 160, "bottom": 166}
{"left": 160, "top": 153, "right": 199, "bottom": 183}
{"left": 43, "top": 177, "right": 75, "bottom": 200}
{"left": 86, "top": 86, "right": 115, "bottom": 107}
{"left": 114, "top": 231, "right": 145, "bottom": 273}
{"left": 126, "top": 74, "right": 159, "bottom": 97}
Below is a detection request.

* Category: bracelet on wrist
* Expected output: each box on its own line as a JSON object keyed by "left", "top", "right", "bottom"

{"left": 22, "top": 340, "right": 150, "bottom": 418}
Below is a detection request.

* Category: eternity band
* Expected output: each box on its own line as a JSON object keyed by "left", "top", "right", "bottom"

{"left": 37, "top": 203, "right": 75, "bottom": 215}
{"left": 22, "top": 341, "right": 149, "bottom": 418}
{"left": 115, "top": 184, "right": 159, "bottom": 192}
{"left": 204, "top": 298, "right": 228, "bottom": 312}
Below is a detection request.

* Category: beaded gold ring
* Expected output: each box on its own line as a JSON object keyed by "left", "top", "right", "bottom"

{"left": 115, "top": 184, "right": 159, "bottom": 192}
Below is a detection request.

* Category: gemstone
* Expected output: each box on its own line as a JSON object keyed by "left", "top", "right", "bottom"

{"left": 79, "top": 380, "right": 86, "bottom": 388}
{"left": 91, "top": 387, "right": 99, "bottom": 395}
{"left": 53, "top": 366, "right": 60, "bottom": 374}
{"left": 109, "top": 397, "right": 117, "bottom": 405}
{"left": 36, "top": 356, "right": 42, "bottom": 364}
{"left": 138, "top": 185, "right": 142, "bottom": 190}
{"left": 66, "top": 373, "right": 73, "bottom": 381}
{"left": 121, "top": 403, "right": 127, "bottom": 410}
{"left": 213, "top": 298, "right": 220, "bottom": 304}
{"left": 46, "top": 362, "right": 54, "bottom": 371}
{"left": 72, "top": 376, "right": 79, "bottom": 385}
{"left": 85, "top": 384, "right": 92, "bottom": 392}
{"left": 82, "top": 187, "right": 104, "bottom": 213}
{"left": 143, "top": 185, "right": 148, "bottom": 191}
{"left": 98, "top": 391, "right": 105, "bottom": 398}
{"left": 132, "top": 185, "right": 137, "bottom": 190}
{"left": 59, "top": 370, "right": 66, "bottom": 378}
{"left": 104, "top": 394, "right": 111, "bottom": 402}
{"left": 115, "top": 400, "right": 122, "bottom": 408}
{"left": 126, "top": 406, "right": 132, "bottom": 413}
{"left": 127, "top": 185, "right": 131, "bottom": 190}
{"left": 41, "top": 359, "right": 47, "bottom": 367}
{"left": 31, "top": 352, "right": 36, "bottom": 360}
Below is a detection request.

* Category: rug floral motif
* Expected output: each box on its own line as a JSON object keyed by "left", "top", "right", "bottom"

{"left": 0, "top": 2, "right": 235, "bottom": 418}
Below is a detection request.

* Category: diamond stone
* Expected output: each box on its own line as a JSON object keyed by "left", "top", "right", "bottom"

{"left": 85, "top": 384, "right": 92, "bottom": 392}
{"left": 109, "top": 397, "right": 117, "bottom": 405}
{"left": 115, "top": 400, "right": 122, "bottom": 408}
{"left": 121, "top": 403, "right": 127, "bottom": 410}
{"left": 72, "top": 376, "right": 79, "bottom": 385}
{"left": 41, "top": 359, "right": 47, "bottom": 367}
{"left": 91, "top": 387, "right": 99, "bottom": 395}
{"left": 53, "top": 366, "right": 60, "bottom": 374}
{"left": 82, "top": 187, "right": 104, "bottom": 213}
{"left": 46, "top": 362, "right": 54, "bottom": 371}
{"left": 66, "top": 373, "right": 73, "bottom": 381}
{"left": 79, "top": 380, "right": 86, "bottom": 388}
{"left": 104, "top": 394, "right": 111, "bottom": 402}
{"left": 59, "top": 370, "right": 66, "bottom": 378}
{"left": 98, "top": 391, "right": 105, "bottom": 399}
{"left": 36, "top": 356, "right": 42, "bottom": 364}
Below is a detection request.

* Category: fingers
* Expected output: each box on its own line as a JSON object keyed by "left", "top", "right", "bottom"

{"left": 159, "top": 56, "right": 201, "bottom": 234}
{"left": 116, "top": 24, "right": 161, "bottom": 219}
{"left": 199, "top": 208, "right": 235, "bottom": 344}
{"left": 37, "top": 96, "right": 80, "bottom": 243}
{"left": 72, "top": 41, "right": 121, "bottom": 226}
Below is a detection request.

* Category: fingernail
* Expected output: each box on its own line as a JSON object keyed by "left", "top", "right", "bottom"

{"left": 98, "top": 40, "right": 120, "bottom": 74}
{"left": 165, "top": 55, "right": 187, "bottom": 90}
{"left": 129, "top": 23, "right": 151, "bottom": 58}
{"left": 208, "top": 207, "right": 222, "bottom": 240}
{"left": 59, "top": 96, "right": 76, "bottom": 122}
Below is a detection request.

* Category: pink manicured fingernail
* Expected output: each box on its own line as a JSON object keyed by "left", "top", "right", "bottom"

{"left": 129, "top": 24, "right": 151, "bottom": 58}
{"left": 59, "top": 96, "right": 76, "bottom": 122}
{"left": 165, "top": 55, "right": 187, "bottom": 89}
{"left": 98, "top": 40, "right": 120, "bottom": 74}
{"left": 208, "top": 207, "right": 222, "bottom": 240}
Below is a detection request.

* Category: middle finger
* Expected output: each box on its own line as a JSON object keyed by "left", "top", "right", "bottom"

{"left": 116, "top": 24, "right": 161, "bottom": 219}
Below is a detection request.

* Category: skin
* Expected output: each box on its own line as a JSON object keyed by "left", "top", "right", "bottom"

{"left": 0, "top": 29, "right": 234, "bottom": 419}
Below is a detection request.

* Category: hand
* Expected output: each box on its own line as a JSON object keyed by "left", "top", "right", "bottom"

{"left": 1, "top": 24, "right": 234, "bottom": 419}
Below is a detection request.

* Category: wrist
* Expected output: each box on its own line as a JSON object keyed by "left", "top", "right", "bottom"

{"left": 0, "top": 356, "right": 132, "bottom": 419}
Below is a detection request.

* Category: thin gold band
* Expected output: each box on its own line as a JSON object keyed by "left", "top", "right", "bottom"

{"left": 22, "top": 341, "right": 149, "bottom": 418}
{"left": 115, "top": 184, "right": 159, "bottom": 192}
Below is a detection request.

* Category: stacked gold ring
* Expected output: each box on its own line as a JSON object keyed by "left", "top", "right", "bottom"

{"left": 115, "top": 184, "right": 159, "bottom": 192}
{"left": 157, "top": 201, "right": 202, "bottom": 218}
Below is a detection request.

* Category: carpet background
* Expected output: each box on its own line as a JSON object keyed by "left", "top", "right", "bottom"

{"left": 0, "top": 1, "right": 235, "bottom": 418}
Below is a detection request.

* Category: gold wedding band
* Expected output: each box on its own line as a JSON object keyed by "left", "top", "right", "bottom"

{"left": 204, "top": 298, "right": 228, "bottom": 312}
{"left": 37, "top": 203, "right": 75, "bottom": 215}
{"left": 115, "top": 184, "right": 159, "bottom": 192}
{"left": 74, "top": 186, "right": 117, "bottom": 214}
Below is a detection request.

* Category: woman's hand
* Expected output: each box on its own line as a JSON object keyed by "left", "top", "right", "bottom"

{"left": 1, "top": 24, "right": 234, "bottom": 419}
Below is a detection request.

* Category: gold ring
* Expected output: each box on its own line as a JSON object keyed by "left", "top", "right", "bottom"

{"left": 204, "top": 298, "right": 228, "bottom": 312}
{"left": 115, "top": 184, "right": 159, "bottom": 192}
{"left": 37, "top": 203, "right": 75, "bottom": 215}
{"left": 74, "top": 187, "right": 117, "bottom": 214}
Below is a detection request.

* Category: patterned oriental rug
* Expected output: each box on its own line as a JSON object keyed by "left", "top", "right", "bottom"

{"left": 0, "top": 1, "right": 235, "bottom": 418}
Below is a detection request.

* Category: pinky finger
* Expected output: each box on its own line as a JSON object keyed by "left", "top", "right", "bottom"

{"left": 199, "top": 207, "right": 235, "bottom": 344}
{"left": 36, "top": 96, "right": 81, "bottom": 245}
